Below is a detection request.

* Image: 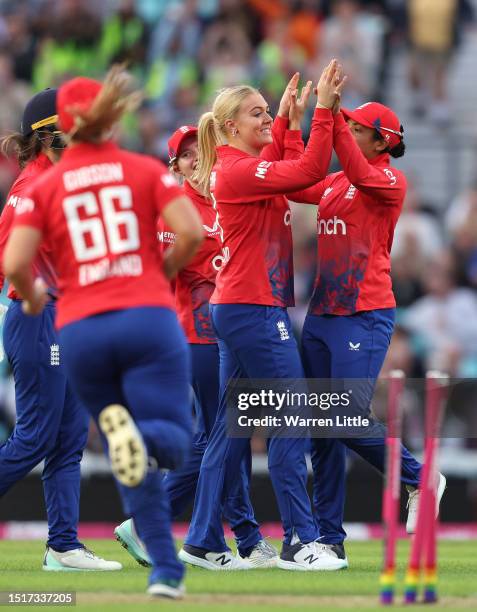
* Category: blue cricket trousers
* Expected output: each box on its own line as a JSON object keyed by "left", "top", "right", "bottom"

{"left": 59, "top": 307, "right": 193, "bottom": 583}
{"left": 301, "top": 308, "right": 422, "bottom": 544}
{"left": 185, "top": 304, "right": 317, "bottom": 553}
{"left": 0, "top": 300, "right": 89, "bottom": 551}
{"left": 163, "top": 343, "right": 258, "bottom": 554}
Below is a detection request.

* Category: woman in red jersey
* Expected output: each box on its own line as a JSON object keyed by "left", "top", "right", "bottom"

{"left": 4, "top": 66, "right": 204, "bottom": 599}
{"left": 180, "top": 60, "right": 351, "bottom": 572}
{"left": 116, "top": 125, "right": 278, "bottom": 569}
{"left": 0, "top": 89, "right": 121, "bottom": 571}
{"left": 286, "top": 100, "right": 445, "bottom": 563}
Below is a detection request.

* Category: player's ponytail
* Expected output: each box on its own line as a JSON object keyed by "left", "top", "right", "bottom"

{"left": 0, "top": 131, "right": 42, "bottom": 168}
{"left": 66, "top": 65, "right": 143, "bottom": 143}
{"left": 193, "top": 85, "right": 259, "bottom": 197}
{"left": 193, "top": 112, "right": 222, "bottom": 197}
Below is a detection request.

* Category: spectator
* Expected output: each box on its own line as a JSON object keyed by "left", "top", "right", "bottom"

{"left": 314, "top": 0, "right": 386, "bottom": 107}
{"left": 406, "top": 0, "right": 474, "bottom": 126}
{"left": 403, "top": 250, "right": 477, "bottom": 374}
{"left": 32, "top": 0, "right": 103, "bottom": 89}
{"left": 100, "top": 0, "right": 149, "bottom": 74}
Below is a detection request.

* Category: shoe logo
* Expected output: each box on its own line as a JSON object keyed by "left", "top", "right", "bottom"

{"left": 277, "top": 321, "right": 290, "bottom": 341}
{"left": 303, "top": 554, "right": 319, "bottom": 565}
{"left": 349, "top": 341, "right": 360, "bottom": 351}
{"left": 215, "top": 554, "right": 231, "bottom": 566}
{"left": 50, "top": 344, "right": 60, "bottom": 365}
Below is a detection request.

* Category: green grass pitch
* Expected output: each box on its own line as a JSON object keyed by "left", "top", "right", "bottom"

{"left": 0, "top": 540, "right": 476, "bottom": 611}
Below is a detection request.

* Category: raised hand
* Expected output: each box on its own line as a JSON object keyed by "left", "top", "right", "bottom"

{"left": 332, "top": 64, "right": 347, "bottom": 114}
{"left": 277, "top": 72, "right": 300, "bottom": 118}
{"left": 289, "top": 80, "right": 313, "bottom": 130}
{"left": 315, "top": 59, "right": 344, "bottom": 110}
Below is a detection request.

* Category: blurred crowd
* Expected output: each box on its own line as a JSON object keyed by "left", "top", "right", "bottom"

{"left": 0, "top": 0, "right": 477, "bottom": 454}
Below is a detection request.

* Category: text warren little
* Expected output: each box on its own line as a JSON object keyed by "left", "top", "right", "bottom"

{"left": 237, "top": 415, "right": 370, "bottom": 427}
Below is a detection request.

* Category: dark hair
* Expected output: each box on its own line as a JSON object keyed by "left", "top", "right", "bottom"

{"left": 0, "top": 131, "right": 42, "bottom": 168}
{"left": 373, "top": 124, "right": 405, "bottom": 159}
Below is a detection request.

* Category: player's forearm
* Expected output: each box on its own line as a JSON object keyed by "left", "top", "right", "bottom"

{"left": 162, "top": 233, "right": 203, "bottom": 280}
{"left": 5, "top": 265, "right": 35, "bottom": 301}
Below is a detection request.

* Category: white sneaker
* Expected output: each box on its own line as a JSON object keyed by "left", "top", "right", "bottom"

{"left": 238, "top": 539, "right": 279, "bottom": 568}
{"left": 43, "top": 546, "right": 122, "bottom": 571}
{"left": 98, "top": 404, "right": 148, "bottom": 487}
{"left": 114, "top": 518, "right": 151, "bottom": 567}
{"left": 147, "top": 579, "right": 185, "bottom": 599}
{"left": 277, "top": 541, "right": 348, "bottom": 571}
{"left": 179, "top": 544, "right": 250, "bottom": 570}
{"left": 406, "top": 472, "right": 447, "bottom": 534}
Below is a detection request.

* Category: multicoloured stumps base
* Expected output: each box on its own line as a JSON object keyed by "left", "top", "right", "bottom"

{"left": 423, "top": 587, "right": 438, "bottom": 603}
{"left": 380, "top": 571, "right": 396, "bottom": 604}
{"left": 380, "top": 589, "right": 394, "bottom": 605}
{"left": 404, "top": 589, "right": 417, "bottom": 604}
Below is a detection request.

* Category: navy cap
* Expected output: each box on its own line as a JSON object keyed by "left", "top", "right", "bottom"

{"left": 21, "top": 88, "right": 58, "bottom": 137}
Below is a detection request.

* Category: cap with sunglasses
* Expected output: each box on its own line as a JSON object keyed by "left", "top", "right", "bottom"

{"left": 341, "top": 102, "right": 403, "bottom": 149}
{"left": 21, "top": 88, "right": 58, "bottom": 137}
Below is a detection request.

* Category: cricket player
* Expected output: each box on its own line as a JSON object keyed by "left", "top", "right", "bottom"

{"left": 180, "top": 60, "right": 349, "bottom": 571}
{"left": 3, "top": 66, "right": 204, "bottom": 598}
{"left": 0, "top": 89, "right": 121, "bottom": 571}
{"left": 285, "top": 101, "right": 446, "bottom": 552}
{"left": 115, "top": 125, "right": 277, "bottom": 569}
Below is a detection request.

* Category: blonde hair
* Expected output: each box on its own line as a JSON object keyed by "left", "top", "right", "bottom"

{"left": 193, "top": 85, "right": 259, "bottom": 197}
{"left": 69, "top": 64, "right": 143, "bottom": 143}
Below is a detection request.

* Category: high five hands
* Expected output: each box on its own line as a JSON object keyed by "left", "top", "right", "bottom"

{"left": 277, "top": 72, "right": 313, "bottom": 130}
{"left": 315, "top": 59, "right": 347, "bottom": 112}
{"left": 278, "top": 60, "right": 347, "bottom": 131}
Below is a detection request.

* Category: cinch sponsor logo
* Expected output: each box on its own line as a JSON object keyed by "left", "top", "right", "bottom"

{"left": 212, "top": 246, "right": 230, "bottom": 271}
{"left": 317, "top": 215, "right": 347, "bottom": 236}
{"left": 383, "top": 168, "right": 397, "bottom": 186}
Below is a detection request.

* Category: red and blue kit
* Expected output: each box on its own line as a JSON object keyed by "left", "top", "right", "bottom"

{"left": 210, "top": 108, "right": 334, "bottom": 307}
{"left": 13, "top": 141, "right": 182, "bottom": 328}
{"left": 159, "top": 180, "right": 220, "bottom": 344}
{"left": 288, "top": 112, "right": 406, "bottom": 315}
{"left": 0, "top": 154, "right": 57, "bottom": 298}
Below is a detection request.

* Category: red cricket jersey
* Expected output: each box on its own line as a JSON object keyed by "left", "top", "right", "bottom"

{"left": 13, "top": 141, "right": 183, "bottom": 328}
{"left": 287, "top": 112, "right": 406, "bottom": 315}
{"left": 0, "top": 154, "right": 58, "bottom": 299}
{"left": 159, "top": 180, "right": 220, "bottom": 344}
{"left": 210, "top": 107, "right": 334, "bottom": 307}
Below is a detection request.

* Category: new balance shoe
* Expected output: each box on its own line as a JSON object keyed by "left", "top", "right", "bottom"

{"left": 327, "top": 543, "right": 349, "bottom": 568}
{"left": 98, "top": 404, "right": 148, "bottom": 487}
{"left": 179, "top": 544, "right": 250, "bottom": 570}
{"left": 43, "top": 546, "right": 122, "bottom": 571}
{"left": 114, "top": 518, "right": 151, "bottom": 567}
{"left": 238, "top": 539, "right": 279, "bottom": 568}
{"left": 147, "top": 578, "right": 185, "bottom": 599}
{"left": 277, "top": 541, "right": 348, "bottom": 571}
{"left": 406, "top": 472, "right": 446, "bottom": 534}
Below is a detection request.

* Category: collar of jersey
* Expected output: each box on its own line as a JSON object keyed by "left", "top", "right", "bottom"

{"left": 184, "top": 178, "right": 210, "bottom": 205}
{"left": 216, "top": 144, "right": 250, "bottom": 158}
{"left": 62, "top": 140, "right": 119, "bottom": 160}
{"left": 369, "top": 151, "right": 391, "bottom": 166}
{"left": 32, "top": 152, "right": 53, "bottom": 170}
